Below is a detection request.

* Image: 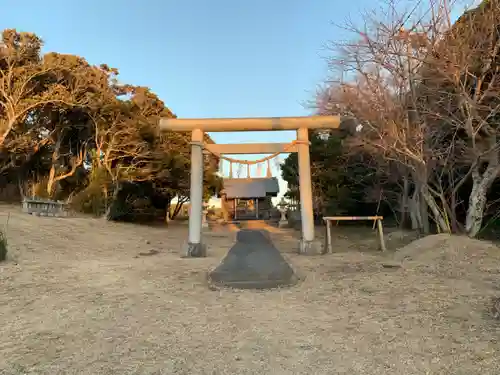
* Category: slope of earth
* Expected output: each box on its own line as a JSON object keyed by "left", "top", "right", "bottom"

{"left": 0, "top": 206, "right": 499, "bottom": 375}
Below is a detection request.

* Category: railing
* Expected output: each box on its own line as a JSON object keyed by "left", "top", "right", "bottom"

{"left": 323, "top": 216, "right": 386, "bottom": 253}
{"left": 22, "top": 197, "right": 69, "bottom": 217}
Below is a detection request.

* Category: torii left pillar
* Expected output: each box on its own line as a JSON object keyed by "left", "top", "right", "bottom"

{"left": 185, "top": 128, "right": 206, "bottom": 257}
{"left": 297, "top": 127, "right": 319, "bottom": 254}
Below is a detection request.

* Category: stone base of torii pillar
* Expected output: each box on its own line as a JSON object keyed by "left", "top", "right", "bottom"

{"left": 184, "top": 242, "right": 207, "bottom": 258}
{"left": 299, "top": 239, "right": 324, "bottom": 255}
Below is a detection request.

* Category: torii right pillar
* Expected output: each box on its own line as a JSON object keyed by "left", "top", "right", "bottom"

{"left": 296, "top": 127, "right": 322, "bottom": 254}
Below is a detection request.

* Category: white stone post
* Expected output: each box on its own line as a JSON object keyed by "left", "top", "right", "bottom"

{"left": 185, "top": 128, "right": 206, "bottom": 257}
{"left": 297, "top": 127, "right": 321, "bottom": 254}
{"left": 234, "top": 199, "right": 238, "bottom": 221}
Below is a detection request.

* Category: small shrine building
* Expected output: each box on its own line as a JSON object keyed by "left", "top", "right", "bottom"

{"left": 218, "top": 177, "right": 279, "bottom": 220}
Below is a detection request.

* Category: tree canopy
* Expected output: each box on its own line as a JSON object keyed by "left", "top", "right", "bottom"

{"left": 0, "top": 28, "right": 221, "bottom": 222}
{"left": 282, "top": 0, "right": 500, "bottom": 237}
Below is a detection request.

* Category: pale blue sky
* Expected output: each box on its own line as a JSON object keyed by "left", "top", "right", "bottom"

{"left": 0, "top": 0, "right": 367, "bottom": 184}
{"left": 0, "top": 0, "right": 475, "bottom": 199}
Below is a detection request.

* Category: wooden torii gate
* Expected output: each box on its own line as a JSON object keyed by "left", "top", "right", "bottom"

{"left": 159, "top": 115, "right": 341, "bottom": 257}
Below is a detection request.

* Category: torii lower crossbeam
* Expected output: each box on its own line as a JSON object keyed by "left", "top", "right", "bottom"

{"left": 159, "top": 115, "right": 341, "bottom": 257}
{"left": 204, "top": 143, "right": 298, "bottom": 154}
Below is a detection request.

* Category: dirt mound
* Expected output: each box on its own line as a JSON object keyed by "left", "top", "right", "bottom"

{"left": 383, "top": 229, "right": 422, "bottom": 250}
{"left": 394, "top": 234, "right": 497, "bottom": 261}
{"left": 393, "top": 234, "right": 500, "bottom": 279}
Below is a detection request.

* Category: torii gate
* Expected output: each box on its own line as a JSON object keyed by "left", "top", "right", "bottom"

{"left": 159, "top": 115, "right": 341, "bottom": 257}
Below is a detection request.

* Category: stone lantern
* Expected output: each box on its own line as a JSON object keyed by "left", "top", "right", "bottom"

{"left": 276, "top": 198, "right": 289, "bottom": 228}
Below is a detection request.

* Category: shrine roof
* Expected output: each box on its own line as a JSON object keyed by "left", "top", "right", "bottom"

{"left": 219, "top": 177, "right": 279, "bottom": 199}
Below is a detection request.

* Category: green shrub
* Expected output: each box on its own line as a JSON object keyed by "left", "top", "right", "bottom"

{"left": 70, "top": 183, "right": 109, "bottom": 216}
{"left": 70, "top": 167, "right": 112, "bottom": 216}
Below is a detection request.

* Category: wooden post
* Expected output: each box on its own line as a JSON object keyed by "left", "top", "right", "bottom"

{"left": 323, "top": 216, "right": 386, "bottom": 252}
{"left": 326, "top": 219, "right": 332, "bottom": 253}
{"left": 376, "top": 219, "right": 387, "bottom": 252}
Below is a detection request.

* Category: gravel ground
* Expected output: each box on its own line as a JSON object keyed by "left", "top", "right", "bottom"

{"left": 0, "top": 206, "right": 499, "bottom": 374}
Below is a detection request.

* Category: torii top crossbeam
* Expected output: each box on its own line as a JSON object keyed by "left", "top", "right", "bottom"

{"left": 159, "top": 115, "right": 341, "bottom": 132}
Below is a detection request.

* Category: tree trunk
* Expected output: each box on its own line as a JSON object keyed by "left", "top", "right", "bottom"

{"left": 465, "top": 163, "right": 500, "bottom": 237}
{"left": 102, "top": 184, "right": 109, "bottom": 215}
{"left": 441, "top": 190, "right": 462, "bottom": 233}
{"left": 171, "top": 197, "right": 188, "bottom": 219}
{"left": 164, "top": 196, "right": 172, "bottom": 225}
{"left": 399, "top": 176, "right": 410, "bottom": 229}
{"left": 46, "top": 137, "right": 84, "bottom": 198}
{"left": 46, "top": 137, "right": 63, "bottom": 197}
{"left": 421, "top": 185, "right": 450, "bottom": 234}
{"left": 413, "top": 178, "right": 430, "bottom": 233}
{"left": 419, "top": 189, "right": 430, "bottom": 234}
{"left": 0, "top": 118, "right": 16, "bottom": 148}
{"left": 105, "top": 182, "right": 122, "bottom": 221}
{"left": 409, "top": 188, "right": 422, "bottom": 230}
{"left": 46, "top": 166, "right": 56, "bottom": 197}
{"left": 411, "top": 166, "right": 432, "bottom": 234}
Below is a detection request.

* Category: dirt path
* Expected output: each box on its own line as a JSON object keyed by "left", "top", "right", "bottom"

{"left": 0, "top": 206, "right": 499, "bottom": 374}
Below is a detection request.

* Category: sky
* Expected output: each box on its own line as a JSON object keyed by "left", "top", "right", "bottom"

{"left": 0, "top": 0, "right": 477, "bottom": 202}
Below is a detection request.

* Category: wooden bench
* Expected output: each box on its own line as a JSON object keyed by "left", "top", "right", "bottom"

{"left": 323, "top": 216, "right": 386, "bottom": 253}
{"left": 22, "top": 198, "right": 69, "bottom": 217}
